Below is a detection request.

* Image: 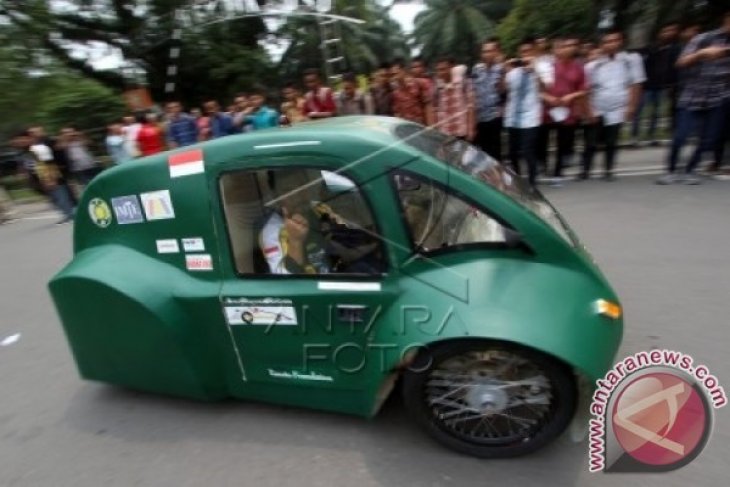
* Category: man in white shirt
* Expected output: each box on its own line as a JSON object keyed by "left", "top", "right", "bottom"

{"left": 503, "top": 38, "right": 545, "bottom": 187}
{"left": 582, "top": 30, "right": 646, "bottom": 180}
{"left": 121, "top": 115, "right": 142, "bottom": 159}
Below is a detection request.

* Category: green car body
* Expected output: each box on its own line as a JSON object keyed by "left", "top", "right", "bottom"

{"left": 49, "top": 116, "right": 622, "bottom": 428}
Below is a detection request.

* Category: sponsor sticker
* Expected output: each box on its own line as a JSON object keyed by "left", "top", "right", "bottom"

{"left": 223, "top": 298, "right": 297, "bottom": 326}
{"left": 111, "top": 195, "right": 145, "bottom": 224}
{"left": 169, "top": 149, "right": 205, "bottom": 178}
{"left": 182, "top": 237, "right": 205, "bottom": 252}
{"left": 186, "top": 254, "right": 213, "bottom": 271}
{"left": 140, "top": 190, "right": 175, "bottom": 221}
{"left": 267, "top": 369, "right": 333, "bottom": 382}
{"left": 156, "top": 239, "right": 180, "bottom": 254}
{"left": 88, "top": 198, "right": 113, "bottom": 228}
{"left": 317, "top": 282, "right": 382, "bottom": 292}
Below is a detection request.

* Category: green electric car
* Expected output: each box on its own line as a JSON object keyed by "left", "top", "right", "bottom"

{"left": 49, "top": 116, "right": 623, "bottom": 458}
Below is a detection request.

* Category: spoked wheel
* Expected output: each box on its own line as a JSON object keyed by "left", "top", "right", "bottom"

{"left": 403, "top": 341, "right": 576, "bottom": 458}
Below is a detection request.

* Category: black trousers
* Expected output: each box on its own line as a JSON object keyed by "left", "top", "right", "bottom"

{"left": 713, "top": 101, "right": 730, "bottom": 170}
{"left": 543, "top": 123, "right": 577, "bottom": 177}
{"left": 582, "top": 121, "right": 622, "bottom": 177}
{"left": 537, "top": 124, "right": 549, "bottom": 173}
{"left": 508, "top": 127, "right": 540, "bottom": 186}
{"left": 475, "top": 118, "right": 503, "bottom": 161}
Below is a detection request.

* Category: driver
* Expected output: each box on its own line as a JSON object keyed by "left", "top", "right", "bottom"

{"left": 259, "top": 172, "right": 382, "bottom": 275}
{"left": 260, "top": 187, "right": 334, "bottom": 275}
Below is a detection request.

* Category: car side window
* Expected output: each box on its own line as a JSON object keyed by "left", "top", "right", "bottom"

{"left": 393, "top": 173, "right": 508, "bottom": 253}
{"left": 220, "top": 168, "right": 386, "bottom": 276}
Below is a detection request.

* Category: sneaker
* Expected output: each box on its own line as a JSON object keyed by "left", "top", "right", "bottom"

{"left": 55, "top": 216, "right": 73, "bottom": 225}
{"left": 655, "top": 174, "right": 678, "bottom": 185}
{"left": 683, "top": 174, "right": 702, "bottom": 185}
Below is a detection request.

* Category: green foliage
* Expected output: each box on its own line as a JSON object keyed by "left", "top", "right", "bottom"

{"left": 0, "top": 23, "right": 124, "bottom": 143}
{"left": 277, "top": 0, "right": 409, "bottom": 82}
{"left": 0, "top": 0, "right": 271, "bottom": 104}
{"left": 412, "top": 0, "right": 502, "bottom": 66}
{"left": 496, "top": 0, "right": 594, "bottom": 54}
{"left": 39, "top": 77, "right": 126, "bottom": 136}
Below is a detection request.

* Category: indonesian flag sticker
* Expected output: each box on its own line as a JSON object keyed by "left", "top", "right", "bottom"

{"left": 169, "top": 149, "right": 205, "bottom": 178}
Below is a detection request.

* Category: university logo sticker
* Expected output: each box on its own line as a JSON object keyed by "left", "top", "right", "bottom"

{"left": 88, "top": 198, "right": 113, "bottom": 228}
{"left": 140, "top": 190, "right": 175, "bottom": 221}
{"left": 111, "top": 195, "right": 145, "bottom": 224}
{"left": 169, "top": 149, "right": 205, "bottom": 178}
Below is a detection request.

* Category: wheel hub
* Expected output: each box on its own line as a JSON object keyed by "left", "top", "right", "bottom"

{"left": 465, "top": 384, "right": 509, "bottom": 414}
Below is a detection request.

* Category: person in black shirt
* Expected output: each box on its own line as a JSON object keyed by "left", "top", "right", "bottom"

{"left": 631, "top": 22, "right": 682, "bottom": 145}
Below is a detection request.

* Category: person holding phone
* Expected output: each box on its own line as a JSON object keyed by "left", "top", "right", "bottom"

{"left": 658, "top": 10, "right": 730, "bottom": 185}
{"left": 503, "top": 37, "right": 545, "bottom": 187}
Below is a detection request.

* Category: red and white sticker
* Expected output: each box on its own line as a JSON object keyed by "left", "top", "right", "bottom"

{"left": 186, "top": 254, "right": 213, "bottom": 271}
{"left": 169, "top": 149, "right": 205, "bottom": 178}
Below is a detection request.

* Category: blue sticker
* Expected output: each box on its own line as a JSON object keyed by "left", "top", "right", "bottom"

{"left": 111, "top": 195, "right": 145, "bottom": 225}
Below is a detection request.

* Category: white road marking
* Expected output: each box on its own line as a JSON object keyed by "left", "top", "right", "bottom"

{"left": 19, "top": 213, "right": 61, "bottom": 221}
{"left": 1, "top": 333, "right": 21, "bottom": 347}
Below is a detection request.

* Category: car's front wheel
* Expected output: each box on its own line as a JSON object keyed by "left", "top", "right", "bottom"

{"left": 402, "top": 340, "right": 576, "bottom": 458}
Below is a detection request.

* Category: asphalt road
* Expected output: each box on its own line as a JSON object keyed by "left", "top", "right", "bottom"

{"left": 1, "top": 175, "right": 728, "bottom": 487}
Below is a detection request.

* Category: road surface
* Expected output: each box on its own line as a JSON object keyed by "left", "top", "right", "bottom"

{"left": 1, "top": 175, "right": 728, "bottom": 486}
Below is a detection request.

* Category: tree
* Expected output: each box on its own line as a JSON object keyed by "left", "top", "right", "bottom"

{"left": 276, "top": 0, "right": 409, "bottom": 82}
{"left": 412, "top": 0, "right": 497, "bottom": 65}
{"left": 0, "top": 0, "right": 273, "bottom": 104}
{"left": 496, "top": 0, "right": 594, "bottom": 53}
{"left": 590, "top": 0, "right": 730, "bottom": 45}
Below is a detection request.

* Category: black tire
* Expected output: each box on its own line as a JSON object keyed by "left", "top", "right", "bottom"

{"left": 402, "top": 340, "right": 577, "bottom": 459}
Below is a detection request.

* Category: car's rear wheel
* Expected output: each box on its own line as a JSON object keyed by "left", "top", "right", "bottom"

{"left": 402, "top": 340, "right": 576, "bottom": 458}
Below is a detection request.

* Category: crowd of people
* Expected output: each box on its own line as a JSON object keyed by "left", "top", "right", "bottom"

{"left": 2, "top": 10, "right": 729, "bottom": 225}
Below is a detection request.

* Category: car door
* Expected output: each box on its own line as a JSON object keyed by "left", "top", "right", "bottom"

{"left": 213, "top": 158, "right": 402, "bottom": 397}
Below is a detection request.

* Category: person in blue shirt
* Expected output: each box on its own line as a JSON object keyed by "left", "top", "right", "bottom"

{"left": 165, "top": 101, "right": 199, "bottom": 147}
{"left": 203, "top": 100, "right": 236, "bottom": 138}
{"left": 245, "top": 91, "right": 280, "bottom": 131}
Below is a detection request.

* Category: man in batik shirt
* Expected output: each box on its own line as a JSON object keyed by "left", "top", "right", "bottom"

{"left": 431, "top": 57, "right": 476, "bottom": 141}
{"left": 390, "top": 59, "right": 433, "bottom": 126}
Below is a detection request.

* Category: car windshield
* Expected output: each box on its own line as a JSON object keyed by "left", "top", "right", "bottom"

{"left": 395, "top": 124, "right": 576, "bottom": 246}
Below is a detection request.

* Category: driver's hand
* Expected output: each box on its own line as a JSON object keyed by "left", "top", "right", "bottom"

{"left": 284, "top": 210, "right": 309, "bottom": 242}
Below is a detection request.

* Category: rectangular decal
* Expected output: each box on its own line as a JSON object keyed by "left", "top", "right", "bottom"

{"left": 169, "top": 149, "right": 205, "bottom": 178}
{"left": 140, "top": 190, "right": 175, "bottom": 221}
{"left": 182, "top": 237, "right": 205, "bottom": 252}
{"left": 156, "top": 239, "right": 180, "bottom": 254}
{"left": 223, "top": 297, "right": 297, "bottom": 326}
{"left": 111, "top": 195, "right": 145, "bottom": 224}
{"left": 267, "top": 369, "right": 333, "bottom": 382}
{"left": 317, "top": 282, "right": 382, "bottom": 292}
{"left": 186, "top": 254, "right": 213, "bottom": 271}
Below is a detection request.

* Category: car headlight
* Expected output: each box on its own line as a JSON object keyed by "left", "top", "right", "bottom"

{"left": 594, "top": 299, "right": 622, "bottom": 320}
